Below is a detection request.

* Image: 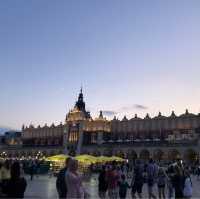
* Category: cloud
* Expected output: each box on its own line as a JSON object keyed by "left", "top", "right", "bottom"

{"left": 95, "top": 104, "right": 148, "bottom": 117}
{"left": 102, "top": 110, "right": 118, "bottom": 116}
{"left": 134, "top": 104, "right": 148, "bottom": 110}
{"left": 119, "top": 104, "right": 148, "bottom": 111}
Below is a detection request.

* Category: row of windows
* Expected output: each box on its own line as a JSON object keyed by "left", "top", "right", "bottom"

{"left": 111, "top": 119, "right": 199, "bottom": 132}
{"left": 22, "top": 129, "right": 63, "bottom": 138}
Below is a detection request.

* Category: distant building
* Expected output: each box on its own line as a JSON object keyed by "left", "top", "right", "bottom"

{"left": 4, "top": 131, "right": 22, "bottom": 146}
{"left": 3, "top": 90, "right": 200, "bottom": 163}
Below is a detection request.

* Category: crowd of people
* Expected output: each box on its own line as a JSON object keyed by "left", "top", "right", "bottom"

{"left": 0, "top": 157, "right": 198, "bottom": 198}
{"left": 56, "top": 157, "right": 199, "bottom": 199}
{"left": 97, "top": 159, "right": 195, "bottom": 199}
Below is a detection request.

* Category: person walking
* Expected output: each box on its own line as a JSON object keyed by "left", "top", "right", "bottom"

{"left": 2, "top": 162, "right": 27, "bottom": 198}
{"left": 29, "top": 161, "right": 35, "bottom": 181}
{"left": 56, "top": 157, "right": 71, "bottom": 199}
{"left": 157, "top": 168, "right": 166, "bottom": 199}
{"left": 146, "top": 159, "right": 158, "bottom": 199}
{"left": 98, "top": 165, "right": 108, "bottom": 199}
{"left": 131, "top": 159, "right": 144, "bottom": 199}
{"left": 118, "top": 174, "right": 130, "bottom": 199}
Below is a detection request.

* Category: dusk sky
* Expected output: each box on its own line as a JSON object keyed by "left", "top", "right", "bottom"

{"left": 0, "top": 0, "right": 200, "bottom": 129}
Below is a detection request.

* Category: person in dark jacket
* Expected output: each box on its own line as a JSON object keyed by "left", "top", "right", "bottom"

{"left": 56, "top": 157, "right": 71, "bottom": 199}
{"left": 29, "top": 161, "right": 35, "bottom": 181}
{"left": 98, "top": 165, "right": 108, "bottom": 198}
{"left": 131, "top": 159, "right": 144, "bottom": 199}
{"left": 2, "top": 161, "right": 27, "bottom": 198}
{"left": 172, "top": 166, "right": 184, "bottom": 199}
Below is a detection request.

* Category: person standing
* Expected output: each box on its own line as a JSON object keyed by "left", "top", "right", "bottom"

{"left": 131, "top": 159, "right": 144, "bottom": 199}
{"left": 183, "top": 170, "right": 192, "bottom": 199}
{"left": 146, "top": 159, "right": 158, "bottom": 199}
{"left": 172, "top": 166, "right": 184, "bottom": 199}
{"left": 157, "top": 168, "right": 167, "bottom": 199}
{"left": 98, "top": 165, "right": 108, "bottom": 199}
{"left": 196, "top": 166, "right": 200, "bottom": 180}
{"left": 65, "top": 159, "right": 87, "bottom": 199}
{"left": 56, "top": 157, "right": 71, "bottom": 199}
{"left": 2, "top": 162, "right": 27, "bottom": 198}
{"left": 118, "top": 174, "right": 130, "bottom": 199}
{"left": 29, "top": 161, "right": 35, "bottom": 181}
{"left": 106, "top": 162, "right": 119, "bottom": 199}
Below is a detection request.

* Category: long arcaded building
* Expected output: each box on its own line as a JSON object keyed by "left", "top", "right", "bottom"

{"left": 4, "top": 90, "right": 200, "bottom": 163}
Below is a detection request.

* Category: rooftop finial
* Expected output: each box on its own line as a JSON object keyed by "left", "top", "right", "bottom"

{"left": 80, "top": 86, "right": 83, "bottom": 94}
{"left": 99, "top": 110, "right": 103, "bottom": 118}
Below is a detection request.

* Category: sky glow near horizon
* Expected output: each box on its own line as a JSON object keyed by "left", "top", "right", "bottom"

{"left": 0, "top": 0, "right": 200, "bottom": 129}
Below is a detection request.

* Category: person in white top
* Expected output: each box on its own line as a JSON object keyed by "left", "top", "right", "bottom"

{"left": 65, "top": 159, "right": 87, "bottom": 199}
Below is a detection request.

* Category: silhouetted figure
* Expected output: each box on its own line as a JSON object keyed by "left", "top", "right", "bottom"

{"left": 29, "top": 161, "right": 35, "bottom": 181}
{"left": 118, "top": 174, "right": 130, "bottom": 199}
{"left": 2, "top": 162, "right": 27, "bottom": 198}
{"left": 131, "top": 159, "right": 144, "bottom": 199}
{"left": 172, "top": 166, "right": 184, "bottom": 199}
{"left": 56, "top": 157, "right": 71, "bottom": 199}
{"left": 98, "top": 165, "right": 108, "bottom": 198}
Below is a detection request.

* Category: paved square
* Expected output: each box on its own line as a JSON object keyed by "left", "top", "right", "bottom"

{"left": 24, "top": 174, "right": 200, "bottom": 198}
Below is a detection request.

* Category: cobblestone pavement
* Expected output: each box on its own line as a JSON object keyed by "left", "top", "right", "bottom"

{"left": 24, "top": 174, "right": 200, "bottom": 198}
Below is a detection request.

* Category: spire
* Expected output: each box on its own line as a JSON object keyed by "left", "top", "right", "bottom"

{"left": 78, "top": 87, "right": 83, "bottom": 101}
{"left": 171, "top": 110, "right": 176, "bottom": 117}
{"left": 145, "top": 113, "right": 150, "bottom": 119}
{"left": 75, "top": 88, "right": 86, "bottom": 111}
{"left": 99, "top": 110, "right": 103, "bottom": 118}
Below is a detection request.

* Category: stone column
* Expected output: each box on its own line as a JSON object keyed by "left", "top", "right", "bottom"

{"left": 76, "top": 122, "right": 84, "bottom": 155}
{"left": 97, "top": 131, "right": 103, "bottom": 145}
{"left": 63, "top": 124, "right": 69, "bottom": 154}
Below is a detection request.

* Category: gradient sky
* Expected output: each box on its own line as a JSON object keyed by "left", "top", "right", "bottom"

{"left": 0, "top": 0, "right": 200, "bottom": 129}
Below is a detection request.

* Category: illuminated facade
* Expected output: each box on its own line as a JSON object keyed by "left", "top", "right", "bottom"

{"left": 3, "top": 90, "right": 200, "bottom": 162}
